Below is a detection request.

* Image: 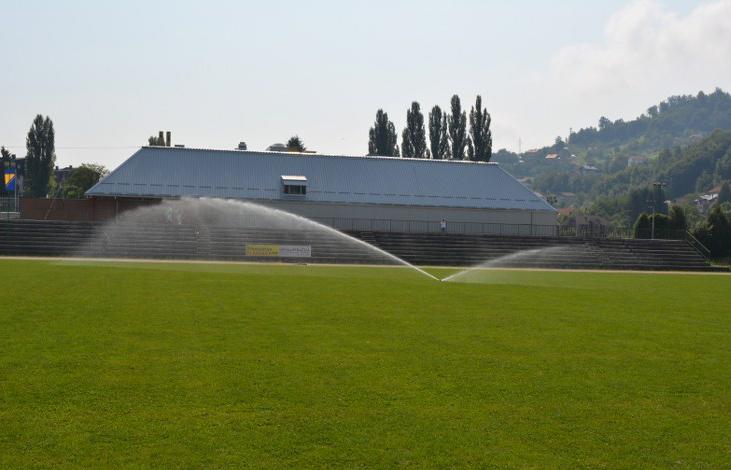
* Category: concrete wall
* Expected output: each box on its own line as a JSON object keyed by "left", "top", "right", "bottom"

{"left": 20, "top": 197, "right": 157, "bottom": 222}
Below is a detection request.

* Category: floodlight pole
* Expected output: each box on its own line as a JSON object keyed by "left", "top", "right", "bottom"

{"left": 651, "top": 182, "right": 665, "bottom": 240}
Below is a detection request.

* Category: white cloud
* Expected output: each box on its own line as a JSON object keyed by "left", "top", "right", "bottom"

{"left": 553, "top": 0, "right": 731, "bottom": 95}
{"left": 508, "top": 0, "right": 731, "bottom": 147}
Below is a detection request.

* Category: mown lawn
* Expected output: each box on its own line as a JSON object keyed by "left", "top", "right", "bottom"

{"left": 1, "top": 259, "right": 730, "bottom": 468}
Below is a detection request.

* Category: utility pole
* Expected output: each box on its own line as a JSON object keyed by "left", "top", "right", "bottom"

{"left": 651, "top": 182, "right": 666, "bottom": 239}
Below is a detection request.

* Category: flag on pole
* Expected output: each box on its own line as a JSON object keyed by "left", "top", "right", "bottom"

{"left": 4, "top": 169, "right": 16, "bottom": 192}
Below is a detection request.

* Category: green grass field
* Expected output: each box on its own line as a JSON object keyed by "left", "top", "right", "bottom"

{"left": 1, "top": 259, "right": 730, "bottom": 468}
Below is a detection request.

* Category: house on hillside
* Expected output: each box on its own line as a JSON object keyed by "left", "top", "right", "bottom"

{"left": 695, "top": 192, "right": 719, "bottom": 213}
{"left": 693, "top": 184, "right": 727, "bottom": 213}
{"left": 627, "top": 155, "right": 649, "bottom": 167}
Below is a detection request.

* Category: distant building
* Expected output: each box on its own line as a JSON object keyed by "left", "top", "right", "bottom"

{"left": 627, "top": 156, "right": 649, "bottom": 167}
{"left": 695, "top": 192, "right": 719, "bottom": 213}
{"left": 86, "top": 146, "right": 557, "bottom": 234}
{"left": 266, "top": 143, "right": 288, "bottom": 152}
{"left": 545, "top": 153, "right": 559, "bottom": 161}
{"left": 54, "top": 166, "right": 75, "bottom": 186}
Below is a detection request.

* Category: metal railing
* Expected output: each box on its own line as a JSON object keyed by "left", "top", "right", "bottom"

{"left": 2, "top": 199, "right": 699, "bottom": 246}
{"left": 0, "top": 197, "right": 20, "bottom": 220}
{"left": 685, "top": 230, "right": 712, "bottom": 258}
{"left": 308, "top": 216, "right": 692, "bottom": 240}
{"left": 311, "top": 216, "right": 561, "bottom": 237}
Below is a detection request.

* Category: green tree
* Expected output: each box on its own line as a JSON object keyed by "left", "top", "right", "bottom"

{"left": 63, "top": 164, "right": 109, "bottom": 199}
{"left": 25, "top": 114, "right": 56, "bottom": 198}
{"left": 368, "top": 109, "right": 399, "bottom": 157}
{"left": 401, "top": 102, "right": 427, "bottom": 159}
{"left": 668, "top": 204, "right": 688, "bottom": 230}
{"left": 719, "top": 201, "right": 731, "bottom": 219}
{"left": 718, "top": 181, "right": 731, "bottom": 204}
{"left": 679, "top": 202, "right": 704, "bottom": 230}
{"left": 448, "top": 95, "right": 467, "bottom": 160}
{"left": 633, "top": 213, "right": 651, "bottom": 238}
{"left": 148, "top": 132, "right": 165, "bottom": 146}
{"left": 286, "top": 136, "right": 306, "bottom": 152}
{"left": 467, "top": 95, "right": 492, "bottom": 162}
{"left": 694, "top": 205, "right": 731, "bottom": 257}
{"left": 634, "top": 212, "right": 674, "bottom": 239}
{"left": 428, "top": 106, "right": 450, "bottom": 160}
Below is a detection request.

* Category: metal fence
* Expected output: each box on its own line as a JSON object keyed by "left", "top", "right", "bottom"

{"left": 1, "top": 197, "right": 693, "bottom": 243}
{"left": 312, "top": 217, "right": 559, "bottom": 237}
{"left": 310, "top": 216, "right": 689, "bottom": 240}
{"left": 0, "top": 197, "right": 19, "bottom": 219}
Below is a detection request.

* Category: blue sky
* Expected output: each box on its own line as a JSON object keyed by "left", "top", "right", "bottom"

{"left": 1, "top": 0, "right": 727, "bottom": 168}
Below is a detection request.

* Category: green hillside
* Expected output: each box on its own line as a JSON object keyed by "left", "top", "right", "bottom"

{"left": 493, "top": 89, "right": 731, "bottom": 228}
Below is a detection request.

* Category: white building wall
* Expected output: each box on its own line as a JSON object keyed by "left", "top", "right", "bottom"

{"left": 255, "top": 199, "right": 556, "bottom": 235}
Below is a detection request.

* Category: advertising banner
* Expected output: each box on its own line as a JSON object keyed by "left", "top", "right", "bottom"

{"left": 279, "top": 245, "right": 312, "bottom": 258}
{"left": 245, "top": 244, "right": 311, "bottom": 258}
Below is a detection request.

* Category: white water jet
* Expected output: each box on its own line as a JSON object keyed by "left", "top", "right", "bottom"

{"left": 76, "top": 198, "right": 440, "bottom": 281}
{"left": 441, "top": 246, "right": 571, "bottom": 283}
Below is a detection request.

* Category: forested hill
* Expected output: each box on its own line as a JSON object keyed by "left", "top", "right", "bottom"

{"left": 491, "top": 88, "right": 731, "bottom": 229}
{"left": 568, "top": 88, "right": 731, "bottom": 156}
{"left": 495, "top": 88, "right": 731, "bottom": 179}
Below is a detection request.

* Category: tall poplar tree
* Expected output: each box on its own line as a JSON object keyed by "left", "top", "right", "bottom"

{"left": 368, "top": 109, "right": 399, "bottom": 157}
{"left": 428, "top": 105, "right": 450, "bottom": 160}
{"left": 467, "top": 95, "right": 492, "bottom": 162}
{"left": 25, "top": 114, "right": 56, "bottom": 197}
{"left": 448, "top": 95, "right": 467, "bottom": 160}
{"left": 401, "top": 102, "right": 427, "bottom": 158}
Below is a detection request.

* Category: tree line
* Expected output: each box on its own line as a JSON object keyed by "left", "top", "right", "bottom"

{"left": 1, "top": 115, "right": 108, "bottom": 199}
{"left": 569, "top": 88, "right": 731, "bottom": 150}
{"left": 367, "top": 94, "right": 492, "bottom": 162}
{"left": 630, "top": 187, "right": 731, "bottom": 259}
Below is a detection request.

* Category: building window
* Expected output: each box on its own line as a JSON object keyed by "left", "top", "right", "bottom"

{"left": 283, "top": 184, "right": 306, "bottom": 195}
{"left": 281, "top": 175, "right": 308, "bottom": 197}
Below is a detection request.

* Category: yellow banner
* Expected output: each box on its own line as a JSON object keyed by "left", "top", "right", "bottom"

{"left": 245, "top": 244, "right": 280, "bottom": 257}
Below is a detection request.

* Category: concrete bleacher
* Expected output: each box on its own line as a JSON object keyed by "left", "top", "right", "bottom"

{"left": 351, "top": 231, "right": 723, "bottom": 272}
{"left": 0, "top": 219, "right": 723, "bottom": 271}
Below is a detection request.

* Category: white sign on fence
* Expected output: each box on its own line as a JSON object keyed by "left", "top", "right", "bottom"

{"left": 245, "top": 244, "right": 311, "bottom": 258}
{"left": 279, "top": 245, "right": 312, "bottom": 258}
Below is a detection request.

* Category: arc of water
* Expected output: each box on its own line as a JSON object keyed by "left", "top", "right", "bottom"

{"left": 209, "top": 199, "right": 441, "bottom": 282}
{"left": 441, "top": 246, "right": 568, "bottom": 283}
{"left": 78, "top": 197, "right": 441, "bottom": 282}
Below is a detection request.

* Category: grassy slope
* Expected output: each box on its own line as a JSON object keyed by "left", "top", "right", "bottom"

{"left": 1, "top": 260, "right": 730, "bottom": 468}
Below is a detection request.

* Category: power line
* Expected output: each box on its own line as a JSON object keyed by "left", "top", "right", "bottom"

{"left": 0, "top": 145, "right": 140, "bottom": 150}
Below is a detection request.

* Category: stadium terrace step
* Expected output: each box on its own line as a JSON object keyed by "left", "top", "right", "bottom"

{"left": 0, "top": 220, "right": 724, "bottom": 272}
{"left": 345, "top": 231, "right": 724, "bottom": 272}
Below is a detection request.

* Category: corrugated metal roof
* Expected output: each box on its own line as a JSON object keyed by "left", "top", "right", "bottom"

{"left": 86, "top": 147, "right": 555, "bottom": 212}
